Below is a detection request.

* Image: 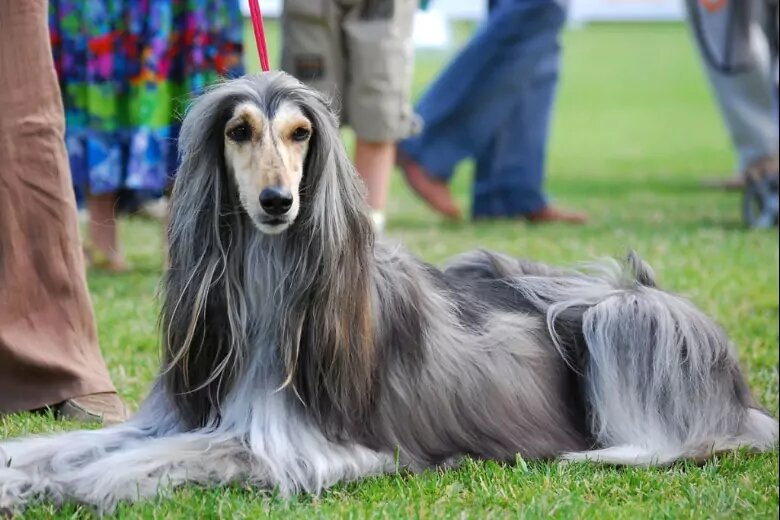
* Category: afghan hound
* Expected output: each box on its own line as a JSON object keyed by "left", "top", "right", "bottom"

{"left": 1, "top": 73, "right": 777, "bottom": 512}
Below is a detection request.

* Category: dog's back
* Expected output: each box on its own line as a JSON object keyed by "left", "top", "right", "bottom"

{"left": 432, "top": 249, "right": 779, "bottom": 465}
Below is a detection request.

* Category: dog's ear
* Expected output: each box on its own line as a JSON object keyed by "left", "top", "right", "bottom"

{"left": 281, "top": 87, "right": 377, "bottom": 438}
{"left": 160, "top": 86, "right": 250, "bottom": 430}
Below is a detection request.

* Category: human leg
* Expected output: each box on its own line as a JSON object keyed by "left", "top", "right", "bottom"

{"left": 342, "top": 0, "right": 418, "bottom": 227}
{"left": 86, "top": 192, "right": 127, "bottom": 272}
{"left": 398, "top": 0, "right": 572, "bottom": 219}
{"left": 0, "top": 0, "right": 118, "bottom": 414}
{"left": 354, "top": 140, "right": 396, "bottom": 229}
{"left": 686, "top": 0, "right": 778, "bottom": 179}
{"left": 399, "top": 0, "right": 569, "bottom": 180}
{"left": 470, "top": 7, "right": 585, "bottom": 223}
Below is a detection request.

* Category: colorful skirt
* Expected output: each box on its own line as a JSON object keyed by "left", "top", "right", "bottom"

{"left": 49, "top": 0, "right": 245, "bottom": 195}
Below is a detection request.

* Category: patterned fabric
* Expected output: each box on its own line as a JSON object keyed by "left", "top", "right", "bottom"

{"left": 49, "top": 0, "right": 244, "bottom": 195}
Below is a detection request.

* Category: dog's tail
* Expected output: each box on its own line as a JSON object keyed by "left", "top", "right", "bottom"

{"left": 519, "top": 251, "right": 779, "bottom": 465}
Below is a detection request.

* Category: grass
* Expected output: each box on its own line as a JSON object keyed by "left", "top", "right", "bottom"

{"left": 3, "top": 21, "right": 779, "bottom": 519}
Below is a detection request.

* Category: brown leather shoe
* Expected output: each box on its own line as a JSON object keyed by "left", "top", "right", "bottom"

{"left": 701, "top": 174, "right": 745, "bottom": 191}
{"left": 397, "top": 150, "right": 462, "bottom": 220}
{"left": 702, "top": 155, "right": 780, "bottom": 191}
{"left": 525, "top": 206, "right": 589, "bottom": 224}
{"left": 56, "top": 392, "right": 129, "bottom": 425}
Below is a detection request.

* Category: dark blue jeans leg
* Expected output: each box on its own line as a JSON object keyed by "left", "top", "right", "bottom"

{"left": 398, "top": 0, "right": 568, "bottom": 184}
{"left": 471, "top": 27, "right": 563, "bottom": 217}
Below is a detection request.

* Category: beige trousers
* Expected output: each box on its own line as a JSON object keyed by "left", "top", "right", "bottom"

{"left": 0, "top": 0, "right": 115, "bottom": 413}
{"left": 281, "top": 0, "right": 418, "bottom": 142}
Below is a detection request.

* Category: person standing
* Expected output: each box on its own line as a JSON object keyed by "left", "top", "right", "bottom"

{"left": 282, "top": 0, "right": 419, "bottom": 231}
{"left": 685, "top": 0, "right": 779, "bottom": 189}
{"left": 397, "top": 0, "right": 587, "bottom": 223}
{"left": 0, "top": 0, "right": 125, "bottom": 423}
{"left": 49, "top": 0, "right": 245, "bottom": 270}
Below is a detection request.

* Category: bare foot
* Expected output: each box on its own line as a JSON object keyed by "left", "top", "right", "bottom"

{"left": 83, "top": 243, "right": 129, "bottom": 273}
{"left": 397, "top": 150, "right": 462, "bottom": 220}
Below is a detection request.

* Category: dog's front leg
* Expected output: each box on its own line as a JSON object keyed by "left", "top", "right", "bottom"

{"left": 0, "top": 382, "right": 177, "bottom": 473}
{"left": 0, "top": 421, "right": 155, "bottom": 512}
{"left": 2, "top": 429, "right": 257, "bottom": 512}
{"left": 0, "top": 382, "right": 182, "bottom": 511}
{"left": 59, "top": 430, "right": 257, "bottom": 512}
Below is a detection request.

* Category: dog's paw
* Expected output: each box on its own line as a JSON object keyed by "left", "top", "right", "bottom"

{"left": 0, "top": 466, "right": 35, "bottom": 512}
{"left": 559, "top": 445, "right": 674, "bottom": 467}
{"left": 558, "top": 451, "right": 591, "bottom": 465}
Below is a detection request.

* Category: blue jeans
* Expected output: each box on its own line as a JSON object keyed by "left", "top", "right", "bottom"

{"left": 399, "top": 0, "right": 567, "bottom": 217}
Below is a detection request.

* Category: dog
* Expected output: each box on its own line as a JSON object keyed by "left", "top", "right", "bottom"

{"left": 1, "top": 73, "right": 777, "bottom": 512}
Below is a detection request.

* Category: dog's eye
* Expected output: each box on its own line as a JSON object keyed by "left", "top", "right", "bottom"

{"left": 291, "top": 127, "right": 311, "bottom": 142}
{"left": 227, "top": 123, "right": 252, "bottom": 143}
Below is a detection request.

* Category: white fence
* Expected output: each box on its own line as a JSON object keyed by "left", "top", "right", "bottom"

{"left": 570, "top": 0, "right": 684, "bottom": 23}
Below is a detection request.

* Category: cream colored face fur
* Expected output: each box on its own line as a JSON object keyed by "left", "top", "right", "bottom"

{"left": 223, "top": 101, "right": 312, "bottom": 234}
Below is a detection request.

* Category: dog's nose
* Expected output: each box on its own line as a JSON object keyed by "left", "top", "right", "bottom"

{"left": 259, "top": 187, "right": 293, "bottom": 216}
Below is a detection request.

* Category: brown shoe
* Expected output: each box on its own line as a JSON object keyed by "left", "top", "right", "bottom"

{"left": 397, "top": 150, "right": 462, "bottom": 220}
{"left": 56, "top": 392, "right": 129, "bottom": 425}
{"left": 702, "top": 155, "right": 780, "bottom": 191}
{"left": 525, "top": 206, "right": 589, "bottom": 225}
{"left": 701, "top": 174, "right": 745, "bottom": 191}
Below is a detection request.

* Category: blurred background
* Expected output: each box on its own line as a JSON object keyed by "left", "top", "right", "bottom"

{"left": 237, "top": 0, "right": 743, "bottom": 237}
{"left": 239, "top": 0, "right": 685, "bottom": 24}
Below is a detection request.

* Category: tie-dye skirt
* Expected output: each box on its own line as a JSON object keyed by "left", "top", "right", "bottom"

{"left": 49, "top": 0, "right": 245, "bottom": 195}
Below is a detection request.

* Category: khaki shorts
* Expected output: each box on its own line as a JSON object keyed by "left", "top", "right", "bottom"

{"left": 282, "top": 0, "right": 418, "bottom": 142}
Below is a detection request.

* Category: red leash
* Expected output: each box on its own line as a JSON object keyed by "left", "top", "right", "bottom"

{"left": 248, "top": 0, "right": 271, "bottom": 72}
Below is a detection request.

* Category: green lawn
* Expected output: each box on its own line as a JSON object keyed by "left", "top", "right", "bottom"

{"left": 3, "top": 21, "right": 779, "bottom": 519}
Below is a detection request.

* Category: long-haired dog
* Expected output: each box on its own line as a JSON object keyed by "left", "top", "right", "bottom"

{"left": 1, "top": 73, "right": 777, "bottom": 512}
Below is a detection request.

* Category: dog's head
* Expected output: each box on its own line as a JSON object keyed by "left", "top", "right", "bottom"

{"left": 174, "top": 72, "right": 368, "bottom": 236}
{"left": 222, "top": 98, "right": 312, "bottom": 234}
